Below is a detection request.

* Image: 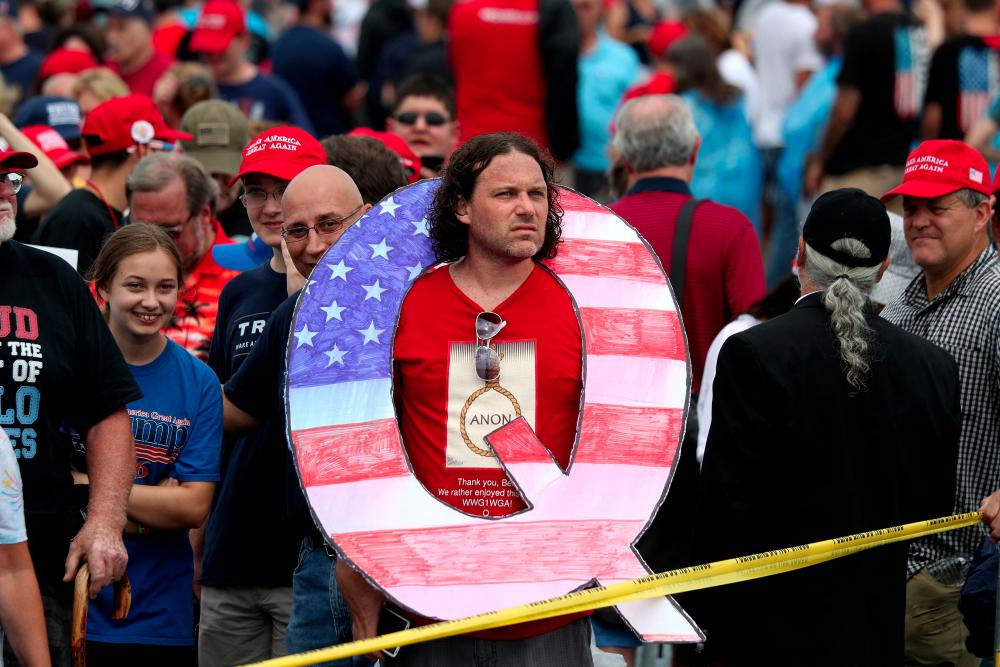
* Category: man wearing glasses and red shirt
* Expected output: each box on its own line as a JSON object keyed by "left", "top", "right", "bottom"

{"left": 124, "top": 153, "right": 239, "bottom": 361}
{"left": 336, "top": 132, "right": 592, "bottom": 664}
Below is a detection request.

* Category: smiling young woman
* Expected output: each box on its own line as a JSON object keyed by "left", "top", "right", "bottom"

{"left": 79, "top": 224, "right": 222, "bottom": 665}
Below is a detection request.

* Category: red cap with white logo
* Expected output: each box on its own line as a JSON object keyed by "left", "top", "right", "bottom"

{"left": 190, "top": 0, "right": 247, "bottom": 54}
{"left": 230, "top": 126, "right": 326, "bottom": 186}
{"left": 81, "top": 94, "right": 192, "bottom": 157}
{"left": 881, "top": 140, "right": 991, "bottom": 202}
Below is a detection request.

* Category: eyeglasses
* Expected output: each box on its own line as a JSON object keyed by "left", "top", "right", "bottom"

{"left": 127, "top": 213, "right": 195, "bottom": 238}
{"left": 0, "top": 172, "right": 23, "bottom": 195}
{"left": 159, "top": 215, "right": 197, "bottom": 239}
{"left": 474, "top": 311, "right": 506, "bottom": 382}
{"left": 394, "top": 111, "right": 449, "bottom": 127}
{"left": 241, "top": 186, "right": 287, "bottom": 209}
{"left": 281, "top": 204, "right": 364, "bottom": 244}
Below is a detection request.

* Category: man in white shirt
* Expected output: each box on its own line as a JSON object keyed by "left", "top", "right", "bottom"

{"left": 753, "top": 0, "right": 824, "bottom": 285}
{"left": 752, "top": 0, "right": 824, "bottom": 151}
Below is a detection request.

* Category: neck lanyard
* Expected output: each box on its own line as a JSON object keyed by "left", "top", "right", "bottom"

{"left": 85, "top": 180, "right": 120, "bottom": 230}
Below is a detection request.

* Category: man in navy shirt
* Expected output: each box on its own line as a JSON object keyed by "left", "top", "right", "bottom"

{"left": 223, "top": 164, "right": 369, "bottom": 667}
{"left": 196, "top": 125, "right": 325, "bottom": 666}
{"left": 221, "top": 147, "right": 406, "bottom": 663}
{"left": 272, "top": 0, "right": 365, "bottom": 138}
{"left": 191, "top": 0, "right": 315, "bottom": 135}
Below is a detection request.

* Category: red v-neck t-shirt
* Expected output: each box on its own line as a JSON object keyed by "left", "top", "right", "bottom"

{"left": 393, "top": 262, "right": 586, "bottom": 640}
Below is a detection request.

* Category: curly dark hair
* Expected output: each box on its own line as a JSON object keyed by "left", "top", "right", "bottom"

{"left": 429, "top": 132, "right": 563, "bottom": 264}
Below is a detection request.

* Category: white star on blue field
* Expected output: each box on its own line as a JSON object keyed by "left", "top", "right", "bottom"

{"left": 288, "top": 181, "right": 440, "bottom": 390}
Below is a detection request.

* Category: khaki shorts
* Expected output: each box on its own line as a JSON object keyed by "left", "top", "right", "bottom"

{"left": 904, "top": 568, "right": 978, "bottom": 667}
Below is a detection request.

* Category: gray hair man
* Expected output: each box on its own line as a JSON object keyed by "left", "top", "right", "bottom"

{"left": 127, "top": 152, "right": 236, "bottom": 360}
{"left": 880, "top": 139, "right": 1000, "bottom": 666}
{"left": 691, "top": 188, "right": 960, "bottom": 667}
{"left": 610, "top": 94, "right": 765, "bottom": 587}
{"left": 0, "top": 147, "right": 141, "bottom": 667}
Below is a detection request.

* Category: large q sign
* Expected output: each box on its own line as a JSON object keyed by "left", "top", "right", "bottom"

{"left": 286, "top": 180, "right": 701, "bottom": 642}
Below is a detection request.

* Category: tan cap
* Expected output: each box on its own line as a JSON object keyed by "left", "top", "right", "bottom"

{"left": 180, "top": 100, "right": 250, "bottom": 177}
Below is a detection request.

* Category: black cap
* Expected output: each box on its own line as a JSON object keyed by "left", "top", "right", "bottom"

{"left": 802, "top": 188, "right": 890, "bottom": 268}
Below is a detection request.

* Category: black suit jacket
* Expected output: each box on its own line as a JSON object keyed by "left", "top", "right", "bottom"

{"left": 688, "top": 292, "right": 960, "bottom": 667}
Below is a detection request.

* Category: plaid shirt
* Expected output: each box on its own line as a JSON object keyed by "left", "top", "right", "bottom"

{"left": 882, "top": 245, "right": 1000, "bottom": 578}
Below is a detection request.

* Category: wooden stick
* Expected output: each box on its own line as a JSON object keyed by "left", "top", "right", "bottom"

{"left": 70, "top": 564, "right": 132, "bottom": 667}
{"left": 71, "top": 563, "right": 89, "bottom": 667}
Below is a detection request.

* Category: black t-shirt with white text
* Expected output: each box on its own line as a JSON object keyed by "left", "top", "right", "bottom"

{"left": 0, "top": 241, "right": 141, "bottom": 584}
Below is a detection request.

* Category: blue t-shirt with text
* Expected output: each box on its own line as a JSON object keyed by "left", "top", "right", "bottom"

{"left": 0, "top": 51, "right": 43, "bottom": 110}
{"left": 86, "top": 340, "right": 222, "bottom": 646}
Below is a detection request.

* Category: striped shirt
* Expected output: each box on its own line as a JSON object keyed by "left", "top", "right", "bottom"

{"left": 882, "top": 245, "right": 1000, "bottom": 578}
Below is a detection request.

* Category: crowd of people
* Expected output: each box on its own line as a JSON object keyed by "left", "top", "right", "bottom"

{"left": 1, "top": 0, "right": 1000, "bottom": 665}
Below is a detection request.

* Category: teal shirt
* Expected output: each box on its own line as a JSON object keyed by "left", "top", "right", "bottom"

{"left": 574, "top": 32, "right": 641, "bottom": 173}
{"left": 777, "top": 57, "right": 840, "bottom": 206}
{"left": 686, "top": 90, "right": 763, "bottom": 232}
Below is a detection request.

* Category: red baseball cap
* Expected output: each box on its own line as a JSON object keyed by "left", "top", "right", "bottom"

{"left": 648, "top": 21, "right": 687, "bottom": 59}
{"left": 348, "top": 127, "right": 422, "bottom": 184}
{"left": 190, "top": 1, "right": 247, "bottom": 54}
{"left": 0, "top": 148, "right": 38, "bottom": 171}
{"left": 231, "top": 126, "right": 326, "bottom": 186}
{"left": 38, "top": 48, "right": 98, "bottom": 81}
{"left": 81, "top": 94, "right": 192, "bottom": 157}
{"left": 993, "top": 164, "right": 1000, "bottom": 194}
{"left": 882, "top": 140, "right": 991, "bottom": 202}
{"left": 21, "top": 125, "right": 89, "bottom": 170}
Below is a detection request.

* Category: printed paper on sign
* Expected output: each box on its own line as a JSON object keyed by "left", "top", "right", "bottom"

{"left": 285, "top": 180, "right": 701, "bottom": 642}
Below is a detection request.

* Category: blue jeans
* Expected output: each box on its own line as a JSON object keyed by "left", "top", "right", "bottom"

{"left": 285, "top": 536, "right": 366, "bottom": 667}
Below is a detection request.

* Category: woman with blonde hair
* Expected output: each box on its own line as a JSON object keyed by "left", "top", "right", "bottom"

{"left": 153, "top": 62, "right": 217, "bottom": 129}
{"left": 70, "top": 68, "right": 129, "bottom": 115}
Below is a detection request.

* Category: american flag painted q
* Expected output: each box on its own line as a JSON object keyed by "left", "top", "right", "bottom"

{"left": 286, "top": 179, "right": 701, "bottom": 642}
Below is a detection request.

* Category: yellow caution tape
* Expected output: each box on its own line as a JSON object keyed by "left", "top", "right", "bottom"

{"left": 245, "top": 512, "right": 983, "bottom": 667}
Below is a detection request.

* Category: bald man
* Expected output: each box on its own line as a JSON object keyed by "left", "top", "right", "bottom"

{"left": 221, "top": 164, "right": 368, "bottom": 663}
{"left": 278, "top": 165, "right": 370, "bottom": 287}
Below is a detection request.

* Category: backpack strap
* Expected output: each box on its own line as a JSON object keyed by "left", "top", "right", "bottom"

{"left": 670, "top": 198, "right": 702, "bottom": 305}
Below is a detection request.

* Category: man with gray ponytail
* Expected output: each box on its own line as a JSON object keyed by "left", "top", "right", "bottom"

{"left": 881, "top": 139, "right": 1000, "bottom": 667}
{"left": 689, "top": 188, "right": 960, "bottom": 667}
